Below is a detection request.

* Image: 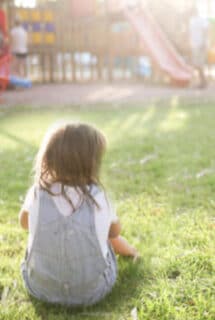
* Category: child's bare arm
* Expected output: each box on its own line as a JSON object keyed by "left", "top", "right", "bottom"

{"left": 19, "top": 210, "right": 29, "bottom": 230}
{"left": 108, "top": 221, "right": 121, "bottom": 238}
{"left": 109, "top": 221, "right": 139, "bottom": 259}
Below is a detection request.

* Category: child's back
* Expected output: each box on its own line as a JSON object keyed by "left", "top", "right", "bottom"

{"left": 22, "top": 184, "right": 117, "bottom": 306}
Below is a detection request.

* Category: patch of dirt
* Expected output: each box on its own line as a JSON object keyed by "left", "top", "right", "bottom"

{"left": 2, "top": 83, "right": 215, "bottom": 108}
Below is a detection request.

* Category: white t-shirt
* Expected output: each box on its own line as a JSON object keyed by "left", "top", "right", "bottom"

{"left": 10, "top": 26, "right": 28, "bottom": 54}
{"left": 189, "top": 16, "right": 208, "bottom": 49}
{"left": 22, "top": 184, "right": 118, "bottom": 259}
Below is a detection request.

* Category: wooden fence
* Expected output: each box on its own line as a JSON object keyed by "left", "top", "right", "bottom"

{"left": 8, "top": 2, "right": 149, "bottom": 83}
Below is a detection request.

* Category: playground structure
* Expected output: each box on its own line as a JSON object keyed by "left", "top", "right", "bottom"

{"left": 0, "top": 2, "right": 32, "bottom": 92}
{"left": 2, "top": 0, "right": 215, "bottom": 87}
{"left": 30, "top": 0, "right": 193, "bottom": 86}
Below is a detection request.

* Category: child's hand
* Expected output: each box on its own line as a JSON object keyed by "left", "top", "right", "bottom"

{"left": 132, "top": 249, "right": 141, "bottom": 263}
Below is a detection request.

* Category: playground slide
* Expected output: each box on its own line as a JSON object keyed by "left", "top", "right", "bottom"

{"left": 124, "top": 7, "right": 192, "bottom": 86}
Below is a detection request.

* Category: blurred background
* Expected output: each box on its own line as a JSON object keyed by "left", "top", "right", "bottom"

{"left": 1, "top": 0, "right": 215, "bottom": 87}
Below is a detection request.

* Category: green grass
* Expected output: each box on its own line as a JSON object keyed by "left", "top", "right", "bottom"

{"left": 0, "top": 103, "right": 215, "bottom": 320}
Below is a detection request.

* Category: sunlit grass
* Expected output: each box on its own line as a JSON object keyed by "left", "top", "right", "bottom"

{"left": 0, "top": 103, "right": 215, "bottom": 320}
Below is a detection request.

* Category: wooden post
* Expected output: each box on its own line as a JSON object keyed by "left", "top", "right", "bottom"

{"left": 108, "top": 53, "right": 113, "bottom": 82}
{"left": 71, "top": 52, "right": 77, "bottom": 83}
{"left": 79, "top": 54, "right": 84, "bottom": 82}
{"left": 97, "top": 54, "right": 103, "bottom": 80}
{"left": 62, "top": 51, "right": 67, "bottom": 82}
{"left": 49, "top": 51, "right": 55, "bottom": 83}
{"left": 40, "top": 51, "right": 46, "bottom": 83}
{"left": 122, "top": 56, "right": 127, "bottom": 80}
{"left": 105, "top": 12, "right": 114, "bottom": 82}
{"left": 89, "top": 55, "right": 94, "bottom": 82}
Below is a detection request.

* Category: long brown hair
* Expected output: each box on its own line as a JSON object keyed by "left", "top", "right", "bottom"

{"left": 34, "top": 122, "right": 106, "bottom": 209}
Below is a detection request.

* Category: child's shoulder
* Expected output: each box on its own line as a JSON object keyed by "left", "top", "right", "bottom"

{"left": 90, "top": 184, "right": 110, "bottom": 203}
{"left": 90, "top": 184, "right": 103, "bottom": 196}
{"left": 22, "top": 184, "right": 38, "bottom": 213}
{"left": 90, "top": 184, "right": 113, "bottom": 208}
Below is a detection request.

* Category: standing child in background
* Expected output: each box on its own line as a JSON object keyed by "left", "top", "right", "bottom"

{"left": 19, "top": 122, "right": 138, "bottom": 306}
{"left": 10, "top": 17, "right": 28, "bottom": 77}
{"left": 189, "top": 6, "right": 209, "bottom": 88}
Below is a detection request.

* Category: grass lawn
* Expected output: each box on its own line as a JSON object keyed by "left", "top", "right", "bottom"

{"left": 0, "top": 103, "right": 214, "bottom": 320}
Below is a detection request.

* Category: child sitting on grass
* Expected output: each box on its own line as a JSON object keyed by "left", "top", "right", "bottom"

{"left": 19, "top": 122, "right": 138, "bottom": 306}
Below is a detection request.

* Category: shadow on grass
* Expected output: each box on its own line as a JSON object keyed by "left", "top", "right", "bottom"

{"left": 28, "top": 258, "right": 150, "bottom": 319}
{"left": 0, "top": 128, "right": 35, "bottom": 149}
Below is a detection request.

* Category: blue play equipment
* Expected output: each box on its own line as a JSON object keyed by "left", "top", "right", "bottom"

{"left": 137, "top": 56, "right": 152, "bottom": 78}
{"left": 9, "top": 75, "right": 32, "bottom": 88}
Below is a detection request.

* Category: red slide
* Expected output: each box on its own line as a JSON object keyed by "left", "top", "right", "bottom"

{"left": 124, "top": 6, "right": 192, "bottom": 86}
